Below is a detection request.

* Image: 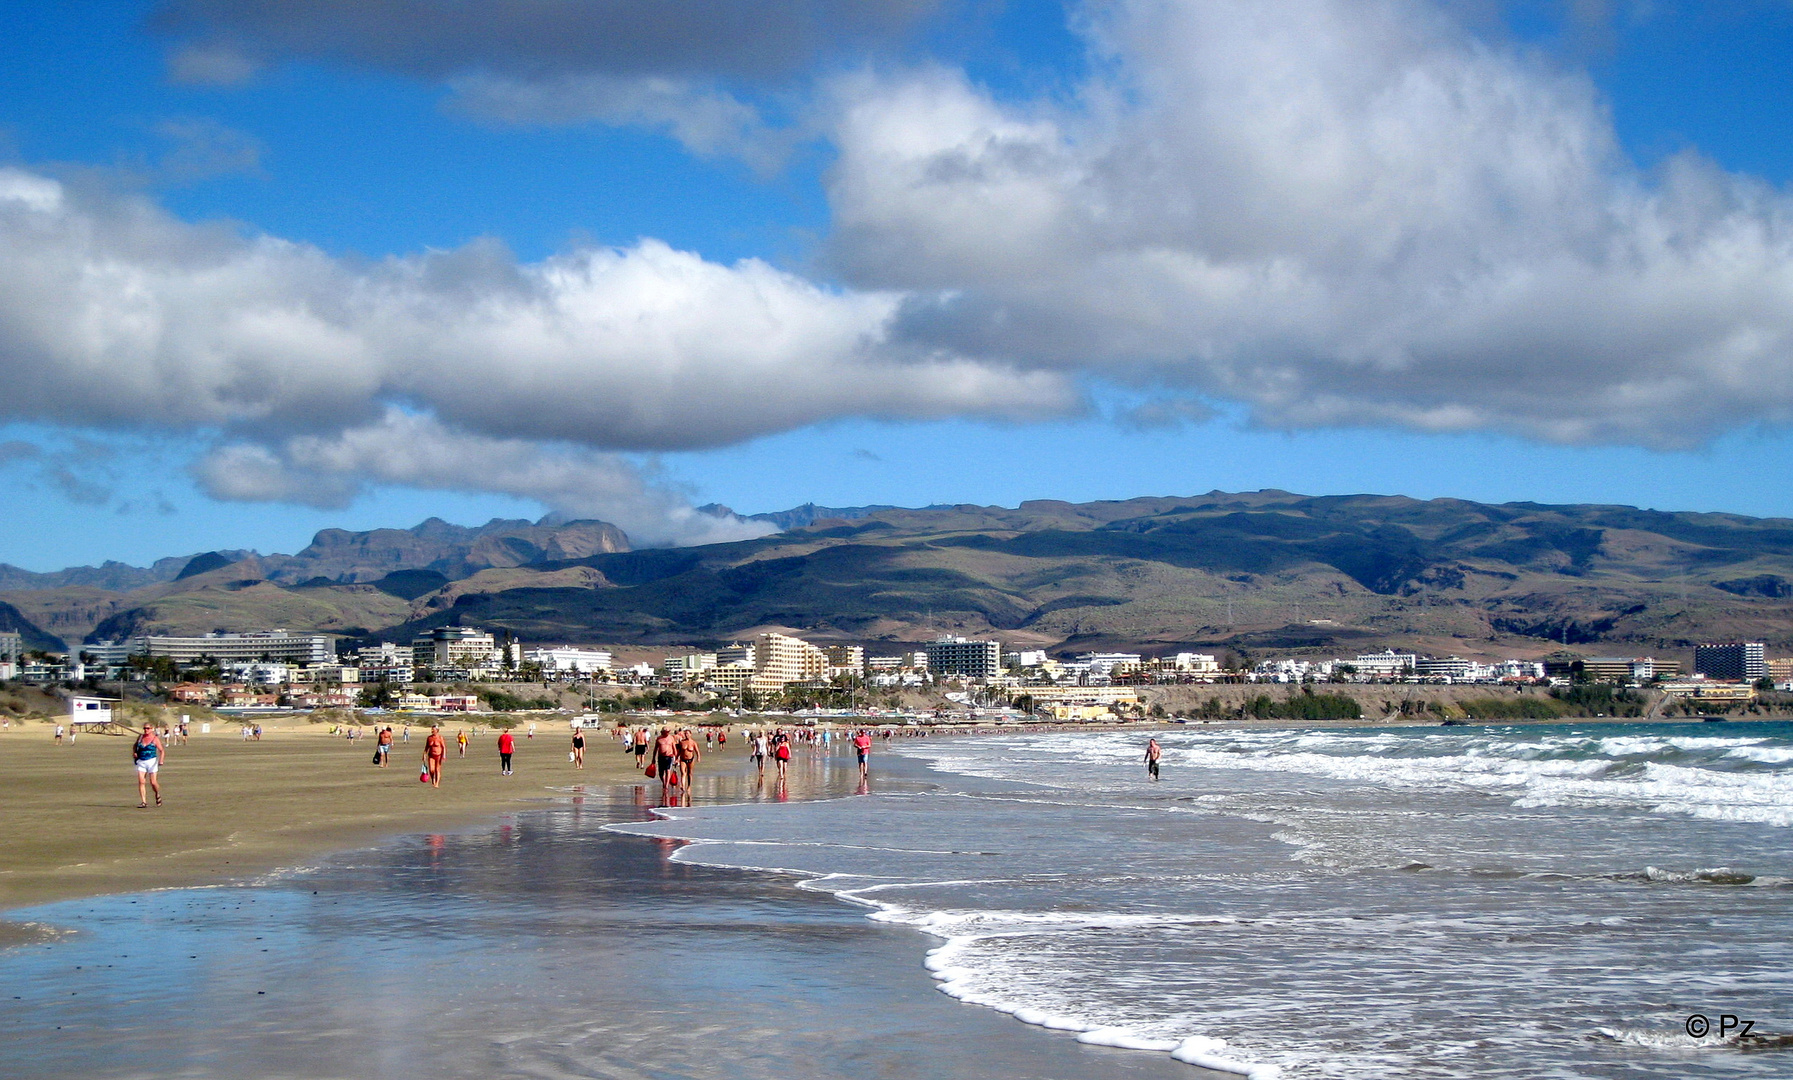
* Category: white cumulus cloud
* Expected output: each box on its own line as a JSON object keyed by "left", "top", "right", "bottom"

{"left": 196, "top": 410, "right": 775, "bottom": 547}
{"left": 0, "top": 165, "right": 1072, "bottom": 542}
{"left": 823, "top": 0, "right": 1793, "bottom": 448}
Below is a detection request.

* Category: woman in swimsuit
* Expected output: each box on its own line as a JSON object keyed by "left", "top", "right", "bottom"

{"left": 424, "top": 726, "right": 447, "bottom": 787}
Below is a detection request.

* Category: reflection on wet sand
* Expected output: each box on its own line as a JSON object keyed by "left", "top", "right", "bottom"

{"left": 1, "top": 742, "right": 1190, "bottom": 1080}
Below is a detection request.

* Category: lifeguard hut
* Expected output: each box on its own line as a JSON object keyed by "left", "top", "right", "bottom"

{"left": 68, "top": 695, "right": 126, "bottom": 735}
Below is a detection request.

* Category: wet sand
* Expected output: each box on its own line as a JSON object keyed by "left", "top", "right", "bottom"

{"left": 0, "top": 722, "right": 661, "bottom": 911}
{"left": 0, "top": 745, "right": 1218, "bottom": 1080}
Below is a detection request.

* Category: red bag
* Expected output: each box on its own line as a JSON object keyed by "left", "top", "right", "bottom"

{"left": 667, "top": 769, "right": 680, "bottom": 787}
{"left": 644, "top": 761, "right": 656, "bottom": 779}
{"left": 419, "top": 767, "right": 430, "bottom": 783}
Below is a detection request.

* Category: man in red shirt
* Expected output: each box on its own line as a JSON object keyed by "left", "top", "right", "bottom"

{"left": 853, "top": 729, "right": 873, "bottom": 778}
{"left": 497, "top": 727, "right": 515, "bottom": 775}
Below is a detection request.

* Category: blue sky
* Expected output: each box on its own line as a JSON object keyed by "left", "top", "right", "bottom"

{"left": 4, "top": 0, "right": 1793, "bottom": 570}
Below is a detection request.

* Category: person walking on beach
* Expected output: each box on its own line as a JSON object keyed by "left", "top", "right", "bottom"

{"left": 54, "top": 724, "right": 64, "bottom": 744}
{"left": 376, "top": 725, "right": 393, "bottom": 767}
{"left": 498, "top": 727, "right": 515, "bottom": 775}
{"left": 633, "top": 727, "right": 649, "bottom": 770}
{"left": 132, "top": 723, "right": 163, "bottom": 808}
{"left": 571, "top": 726, "right": 585, "bottom": 769}
{"left": 750, "top": 732, "right": 766, "bottom": 774}
{"left": 1144, "top": 737, "right": 1162, "bottom": 781}
{"left": 853, "top": 728, "right": 873, "bottom": 779}
{"left": 653, "top": 727, "right": 677, "bottom": 790}
{"left": 772, "top": 729, "right": 791, "bottom": 780}
{"left": 424, "top": 726, "right": 446, "bottom": 787}
{"left": 456, "top": 729, "right": 468, "bottom": 757}
{"left": 675, "top": 727, "right": 700, "bottom": 788}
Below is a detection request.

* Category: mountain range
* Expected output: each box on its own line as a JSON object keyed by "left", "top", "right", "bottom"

{"left": 7, "top": 491, "right": 1793, "bottom": 660}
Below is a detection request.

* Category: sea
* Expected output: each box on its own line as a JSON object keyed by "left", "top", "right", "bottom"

{"left": 3, "top": 720, "right": 1791, "bottom": 1080}
{"left": 619, "top": 720, "right": 1793, "bottom": 1079}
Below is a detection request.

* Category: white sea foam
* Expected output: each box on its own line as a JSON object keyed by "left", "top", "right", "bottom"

{"left": 1173, "top": 1035, "right": 1284, "bottom": 1080}
{"left": 918, "top": 929, "right": 1283, "bottom": 1078}
{"left": 907, "top": 724, "right": 1793, "bottom": 829}
{"left": 1075, "top": 1026, "right": 1180, "bottom": 1051}
{"left": 1730, "top": 745, "right": 1793, "bottom": 764}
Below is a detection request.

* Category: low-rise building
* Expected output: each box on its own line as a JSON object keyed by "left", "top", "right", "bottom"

{"left": 168, "top": 682, "right": 219, "bottom": 703}
{"left": 1658, "top": 679, "right": 1756, "bottom": 703}
{"left": 1010, "top": 685, "right": 1140, "bottom": 711}
{"left": 527, "top": 646, "right": 614, "bottom": 674}
{"left": 286, "top": 688, "right": 360, "bottom": 709}
{"left": 90, "top": 631, "right": 333, "bottom": 666}
{"left": 223, "top": 661, "right": 300, "bottom": 686}
{"left": 1076, "top": 652, "right": 1142, "bottom": 678}
{"left": 413, "top": 627, "right": 501, "bottom": 669}
{"left": 220, "top": 688, "right": 280, "bottom": 707}
{"left": 1353, "top": 651, "right": 1418, "bottom": 678}
{"left": 1415, "top": 656, "right": 1472, "bottom": 680}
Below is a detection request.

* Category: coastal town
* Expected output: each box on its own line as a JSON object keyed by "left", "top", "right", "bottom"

{"left": 2, "top": 625, "right": 1787, "bottom": 725}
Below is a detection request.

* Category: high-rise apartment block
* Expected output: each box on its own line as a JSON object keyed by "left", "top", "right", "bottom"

{"left": 924, "top": 636, "right": 1002, "bottom": 678}
{"left": 749, "top": 632, "right": 829, "bottom": 692}
{"left": 1693, "top": 642, "right": 1766, "bottom": 682}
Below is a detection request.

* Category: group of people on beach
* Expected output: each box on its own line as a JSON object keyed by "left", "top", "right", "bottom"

{"left": 620, "top": 725, "right": 704, "bottom": 797}
{"left": 117, "top": 712, "right": 1170, "bottom": 807}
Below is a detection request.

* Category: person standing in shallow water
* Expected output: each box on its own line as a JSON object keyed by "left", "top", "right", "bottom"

{"left": 853, "top": 728, "right": 873, "bottom": 779}
{"left": 772, "top": 728, "right": 791, "bottom": 780}
{"left": 1144, "top": 737, "right": 1162, "bottom": 781}
{"left": 424, "top": 726, "right": 446, "bottom": 787}
{"left": 497, "top": 727, "right": 515, "bottom": 775}
{"left": 676, "top": 727, "right": 700, "bottom": 788}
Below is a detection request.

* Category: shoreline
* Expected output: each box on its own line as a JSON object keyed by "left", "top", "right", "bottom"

{"left": 5, "top": 712, "right": 1773, "bottom": 918}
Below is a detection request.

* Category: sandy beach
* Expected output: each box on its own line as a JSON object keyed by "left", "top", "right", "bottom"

{"left": 0, "top": 719, "right": 658, "bottom": 912}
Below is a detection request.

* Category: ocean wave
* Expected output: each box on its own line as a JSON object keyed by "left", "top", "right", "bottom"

{"left": 910, "top": 726, "right": 1793, "bottom": 829}
{"left": 918, "top": 930, "right": 1283, "bottom": 1079}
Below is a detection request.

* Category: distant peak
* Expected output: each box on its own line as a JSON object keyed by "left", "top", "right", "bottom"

{"left": 174, "top": 551, "right": 235, "bottom": 580}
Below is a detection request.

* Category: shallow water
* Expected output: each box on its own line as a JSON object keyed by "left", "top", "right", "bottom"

{"left": 615, "top": 722, "right": 1793, "bottom": 1079}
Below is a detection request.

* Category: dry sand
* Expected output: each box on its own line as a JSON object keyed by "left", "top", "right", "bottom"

{"left": 0, "top": 718, "right": 655, "bottom": 914}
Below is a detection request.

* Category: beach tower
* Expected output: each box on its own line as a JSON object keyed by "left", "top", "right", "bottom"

{"left": 68, "top": 695, "right": 124, "bottom": 734}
